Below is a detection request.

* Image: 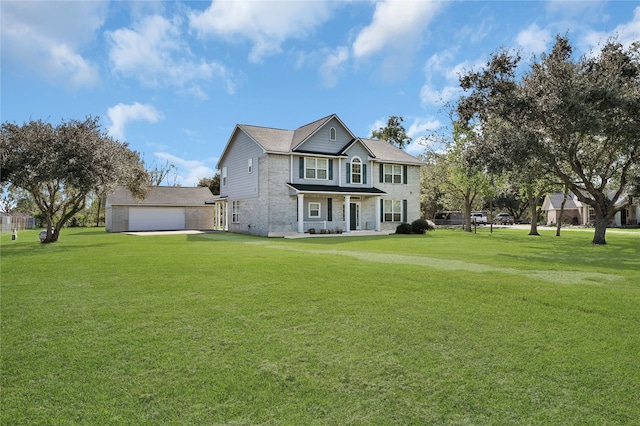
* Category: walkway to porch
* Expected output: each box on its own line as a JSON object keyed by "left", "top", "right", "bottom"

{"left": 275, "top": 230, "right": 395, "bottom": 239}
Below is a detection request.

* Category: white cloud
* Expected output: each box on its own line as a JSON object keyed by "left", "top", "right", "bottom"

{"left": 106, "top": 15, "right": 235, "bottom": 95}
{"left": 406, "top": 117, "right": 441, "bottom": 155}
{"left": 189, "top": 0, "right": 335, "bottom": 63}
{"left": 352, "top": 0, "right": 445, "bottom": 59}
{"left": 154, "top": 152, "right": 215, "bottom": 187}
{"left": 582, "top": 6, "right": 640, "bottom": 51}
{"left": 516, "top": 24, "right": 552, "bottom": 57}
{"left": 319, "top": 46, "right": 350, "bottom": 88}
{"left": 1, "top": 1, "right": 105, "bottom": 88}
{"left": 420, "top": 51, "right": 479, "bottom": 107}
{"left": 368, "top": 116, "right": 440, "bottom": 155}
{"left": 420, "top": 84, "right": 462, "bottom": 106}
{"left": 107, "top": 102, "right": 163, "bottom": 140}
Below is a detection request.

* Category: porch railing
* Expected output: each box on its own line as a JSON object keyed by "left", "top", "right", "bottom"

{"left": 304, "top": 221, "right": 346, "bottom": 233}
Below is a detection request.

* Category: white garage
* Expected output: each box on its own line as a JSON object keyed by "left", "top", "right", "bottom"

{"left": 106, "top": 186, "right": 216, "bottom": 233}
{"left": 129, "top": 207, "right": 185, "bottom": 231}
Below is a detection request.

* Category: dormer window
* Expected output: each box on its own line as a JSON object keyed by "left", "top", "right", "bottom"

{"left": 329, "top": 127, "right": 336, "bottom": 141}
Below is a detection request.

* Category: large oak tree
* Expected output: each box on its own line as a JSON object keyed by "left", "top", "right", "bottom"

{"left": 1, "top": 117, "right": 148, "bottom": 243}
{"left": 458, "top": 36, "right": 640, "bottom": 244}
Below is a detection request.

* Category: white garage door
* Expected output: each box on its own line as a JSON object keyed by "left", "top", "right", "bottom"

{"left": 129, "top": 207, "right": 185, "bottom": 231}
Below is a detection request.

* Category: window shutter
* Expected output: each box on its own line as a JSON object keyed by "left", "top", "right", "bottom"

{"left": 299, "top": 157, "right": 304, "bottom": 179}
{"left": 327, "top": 198, "right": 333, "bottom": 221}
{"left": 403, "top": 165, "right": 408, "bottom": 184}
{"left": 363, "top": 164, "right": 367, "bottom": 184}
{"left": 381, "top": 199, "right": 385, "bottom": 222}
{"left": 379, "top": 164, "right": 384, "bottom": 183}
{"left": 346, "top": 163, "right": 351, "bottom": 184}
{"left": 329, "top": 159, "right": 333, "bottom": 180}
{"left": 402, "top": 200, "right": 408, "bottom": 222}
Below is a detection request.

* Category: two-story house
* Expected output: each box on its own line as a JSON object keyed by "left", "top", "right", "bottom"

{"left": 212, "top": 114, "right": 424, "bottom": 236}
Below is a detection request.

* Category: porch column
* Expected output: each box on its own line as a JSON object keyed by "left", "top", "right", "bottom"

{"left": 214, "top": 203, "right": 219, "bottom": 230}
{"left": 344, "top": 195, "right": 351, "bottom": 233}
{"left": 375, "top": 196, "right": 381, "bottom": 232}
{"left": 297, "top": 193, "right": 304, "bottom": 233}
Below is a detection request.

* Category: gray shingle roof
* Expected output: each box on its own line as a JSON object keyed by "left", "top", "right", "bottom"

{"left": 545, "top": 193, "right": 580, "bottom": 210}
{"left": 237, "top": 124, "right": 294, "bottom": 153}
{"left": 291, "top": 115, "right": 334, "bottom": 149}
{"left": 107, "top": 186, "right": 214, "bottom": 206}
{"left": 361, "top": 138, "right": 424, "bottom": 165}
{"left": 231, "top": 114, "right": 424, "bottom": 165}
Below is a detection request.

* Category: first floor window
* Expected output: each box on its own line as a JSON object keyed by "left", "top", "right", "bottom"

{"left": 232, "top": 200, "right": 240, "bottom": 223}
{"left": 384, "top": 164, "right": 402, "bottom": 183}
{"left": 383, "top": 199, "right": 402, "bottom": 222}
{"left": 308, "top": 202, "right": 321, "bottom": 218}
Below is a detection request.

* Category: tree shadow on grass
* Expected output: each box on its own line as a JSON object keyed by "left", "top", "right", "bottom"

{"left": 496, "top": 233, "right": 640, "bottom": 274}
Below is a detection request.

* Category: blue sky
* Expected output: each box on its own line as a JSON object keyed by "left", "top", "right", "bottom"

{"left": 2, "top": 1, "right": 639, "bottom": 186}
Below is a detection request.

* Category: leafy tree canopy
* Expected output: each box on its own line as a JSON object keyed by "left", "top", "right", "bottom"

{"left": 370, "top": 116, "right": 412, "bottom": 150}
{"left": 1, "top": 116, "right": 148, "bottom": 242}
{"left": 457, "top": 36, "right": 640, "bottom": 244}
{"left": 197, "top": 174, "right": 220, "bottom": 195}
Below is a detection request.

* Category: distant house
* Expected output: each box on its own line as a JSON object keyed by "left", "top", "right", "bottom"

{"left": 211, "top": 114, "right": 425, "bottom": 237}
{"left": 542, "top": 192, "right": 639, "bottom": 227}
{"left": 106, "top": 186, "right": 215, "bottom": 232}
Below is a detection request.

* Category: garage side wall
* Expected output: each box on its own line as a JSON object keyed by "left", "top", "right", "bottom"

{"left": 108, "top": 206, "right": 129, "bottom": 233}
{"left": 185, "top": 207, "right": 215, "bottom": 230}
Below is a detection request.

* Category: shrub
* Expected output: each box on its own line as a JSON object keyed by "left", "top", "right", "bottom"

{"left": 395, "top": 223, "right": 413, "bottom": 234}
{"left": 411, "top": 218, "right": 435, "bottom": 234}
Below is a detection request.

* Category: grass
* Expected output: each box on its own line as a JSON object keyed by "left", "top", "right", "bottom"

{"left": 2, "top": 227, "right": 639, "bottom": 424}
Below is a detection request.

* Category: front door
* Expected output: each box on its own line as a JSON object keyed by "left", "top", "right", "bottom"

{"left": 350, "top": 202, "right": 360, "bottom": 230}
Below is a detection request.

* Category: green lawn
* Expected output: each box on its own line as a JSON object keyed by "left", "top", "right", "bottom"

{"left": 2, "top": 227, "right": 639, "bottom": 424}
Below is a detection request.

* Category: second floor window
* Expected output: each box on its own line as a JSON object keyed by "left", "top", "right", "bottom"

{"left": 351, "top": 157, "right": 362, "bottom": 184}
{"left": 222, "top": 167, "right": 228, "bottom": 186}
{"left": 330, "top": 127, "right": 336, "bottom": 141}
{"left": 305, "top": 158, "right": 328, "bottom": 180}
{"left": 384, "top": 164, "right": 402, "bottom": 183}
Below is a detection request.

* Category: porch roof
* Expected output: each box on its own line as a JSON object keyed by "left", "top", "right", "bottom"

{"left": 287, "top": 183, "right": 386, "bottom": 195}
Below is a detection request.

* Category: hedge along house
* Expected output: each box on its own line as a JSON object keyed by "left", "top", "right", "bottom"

{"left": 106, "top": 186, "right": 215, "bottom": 232}
{"left": 214, "top": 114, "right": 425, "bottom": 237}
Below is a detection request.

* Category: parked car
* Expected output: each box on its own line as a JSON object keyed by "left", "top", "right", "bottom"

{"left": 470, "top": 212, "right": 488, "bottom": 225}
{"left": 493, "top": 213, "right": 515, "bottom": 225}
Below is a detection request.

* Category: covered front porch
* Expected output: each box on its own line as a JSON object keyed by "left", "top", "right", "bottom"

{"left": 286, "top": 183, "right": 386, "bottom": 234}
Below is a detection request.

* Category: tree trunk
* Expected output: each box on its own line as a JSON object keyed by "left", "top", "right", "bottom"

{"left": 95, "top": 195, "right": 102, "bottom": 227}
{"left": 592, "top": 217, "right": 608, "bottom": 245}
{"left": 556, "top": 187, "right": 568, "bottom": 237}
{"left": 527, "top": 189, "right": 540, "bottom": 236}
